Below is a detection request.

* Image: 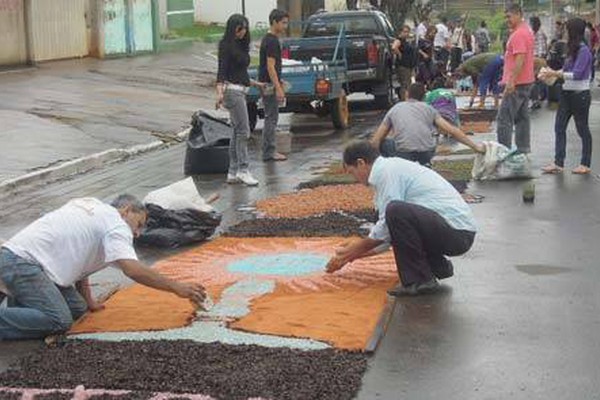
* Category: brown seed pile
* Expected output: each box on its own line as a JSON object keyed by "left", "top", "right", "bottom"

{"left": 459, "top": 109, "right": 497, "bottom": 122}
{"left": 256, "top": 184, "right": 374, "bottom": 218}
{"left": 0, "top": 340, "right": 368, "bottom": 400}
{"left": 224, "top": 212, "right": 370, "bottom": 237}
{"left": 0, "top": 391, "right": 21, "bottom": 400}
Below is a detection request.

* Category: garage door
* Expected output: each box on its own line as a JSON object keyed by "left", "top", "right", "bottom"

{"left": 0, "top": 0, "right": 28, "bottom": 66}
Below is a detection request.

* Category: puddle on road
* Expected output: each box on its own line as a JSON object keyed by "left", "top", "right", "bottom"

{"left": 515, "top": 264, "right": 573, "bottom": 276}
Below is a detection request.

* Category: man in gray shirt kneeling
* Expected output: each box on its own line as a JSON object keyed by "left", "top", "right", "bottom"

{"left": 371, "top": 83, "right": 484, "bottom": 167}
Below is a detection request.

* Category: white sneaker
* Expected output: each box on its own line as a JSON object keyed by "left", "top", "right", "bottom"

{"left": 236, "top": 171, "right": 259, "bottom": 186}
{"left": 226, "top": 173, "right": 240, "bottom": 184}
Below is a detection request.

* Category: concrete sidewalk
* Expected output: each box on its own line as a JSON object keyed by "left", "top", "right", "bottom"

{"left": 0, "top": 43, "right": 219, "bottom": 186}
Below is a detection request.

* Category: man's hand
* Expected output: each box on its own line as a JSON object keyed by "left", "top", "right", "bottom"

{"left": 276, "top": 87, "right": 285, "bottom": 103}
{"left": 325, "top": 256, "right": 348, "bottom": 274}
{"left": 173, "top": 282, "right": 206, "bottom": 305}
{"left": 215, "top": 93, "right": 224, "bottom": 110}
{"left": 475, "top": 143, "right": 486, "bottom": 154}
{"left": 87, "top": 300, "right": 105, "bottom": 312}
{"left": 504, "top": 81, "right": 516, "bottom": 95}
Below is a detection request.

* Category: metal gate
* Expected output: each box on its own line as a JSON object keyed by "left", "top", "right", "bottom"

{"left": 28, "top": 0, "right": 88, "bottom": 62}
{"left": 130, "top": 0, "right": 153, "bottom": 53}
{"left": 0, "top": 0, "right": 28, "bottom": 66}
{"left": 102, "top": 0, "right": 154, "bottom": 56}
{"left": 103, "top": 0, "right": 128, "bottom": 55}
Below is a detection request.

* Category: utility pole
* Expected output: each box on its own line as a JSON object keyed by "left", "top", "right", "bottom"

{"left": 242, "top": 0, "right": 246, "bottom": 16}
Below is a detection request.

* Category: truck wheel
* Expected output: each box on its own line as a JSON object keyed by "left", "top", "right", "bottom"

{"left": 330, "top": 90, "right": 349, "bottom": 129}
{"left": 247, "top": 101, "right": 258, "bottom": 132}
{"left": 374, "top": 72, "right": 395, "bottom": 109}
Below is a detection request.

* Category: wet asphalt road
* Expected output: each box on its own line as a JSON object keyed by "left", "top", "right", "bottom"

{"left": 2, "top": 95, "right": 600, "bottom": 399}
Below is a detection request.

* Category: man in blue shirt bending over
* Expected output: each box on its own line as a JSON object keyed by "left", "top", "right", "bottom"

{"left": 326, "top": 140, "right": 477, "bottom": 296}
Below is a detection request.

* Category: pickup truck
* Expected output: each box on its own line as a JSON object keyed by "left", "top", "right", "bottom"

{"left": 281, "top": 9, "right": 398, "bottom": 107}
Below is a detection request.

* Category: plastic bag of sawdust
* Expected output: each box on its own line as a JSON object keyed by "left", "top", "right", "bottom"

{"left": 472, "top": 141, "right": 532, "bottom": 180}
{"left": 144, "top": 177, "right": 213, "bottom": 213}
{"left": 136, "top": 204, "right": 221, "bottom": 248}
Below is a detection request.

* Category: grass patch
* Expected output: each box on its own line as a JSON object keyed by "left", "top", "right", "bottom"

{"left": 172, "top": 23, "right": 268, "bottom": 43}
{"left": 172, "top": 23, "right": 225, "bottom": 41}
{"left": 433, "top": 158, "right": 475, "bottom": 182}
{"left": 299, "top": 161, "right": 356, "bottom": 189}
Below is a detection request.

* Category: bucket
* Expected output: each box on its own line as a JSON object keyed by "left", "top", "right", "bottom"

{"left": 276, "top": 130, "right": 292, "bottom": 154}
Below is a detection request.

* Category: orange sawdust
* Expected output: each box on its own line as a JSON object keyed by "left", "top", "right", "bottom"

{"left": 69, "top": 284, "right": 226, "bottom": 334}
{"left": 69, "top": 237, "right": 399, "bottom": 349}
{"left": 152, "top": 237, "right": 397, "bottom": 294}
{"left": 231, "top": 280, "right": 395, "bottom": 350}
{"left": 256, "top": 184, "right": 374, "bottom": 218}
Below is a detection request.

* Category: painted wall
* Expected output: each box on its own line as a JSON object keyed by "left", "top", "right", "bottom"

{"left": 28, "top": 0, "right": 88, "bottom": 62}
{"left": 0, "top": 0, "right": 28, "bottom": 65}
{"left": 158, "top": 0, "right": 168, "bottom": 34}
{"left": 167, "top": 0, "right": 194, "bottom": 29}
{"left": 196, "top": 0, "right": 276, "bottom": 28}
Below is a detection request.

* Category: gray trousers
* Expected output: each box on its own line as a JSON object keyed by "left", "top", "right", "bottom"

{"left": 496, "top": 84, "right": 532, "bottom": 153}
{"left": 223, "top": 89, "right": 250, "bottom": 174}
{"left": 262, "top": 94, "right": 279, "bottom": 160}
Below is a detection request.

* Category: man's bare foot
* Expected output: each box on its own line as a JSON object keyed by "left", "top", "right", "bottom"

{"left": 572, "top": 165, "right": 591, "bottom": 175}
{"left": 541, "top": 163, "right": 564, "bottom": 174}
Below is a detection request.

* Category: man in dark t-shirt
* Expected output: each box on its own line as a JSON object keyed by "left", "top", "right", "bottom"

{"left": 258, "top": 9, "right": 289, "bottom": 162}
{"left": 259, "top": 34, "right": 281, "bottom": 83}
{"left": 392, "top": 25, "right": 417, "bottom": 101}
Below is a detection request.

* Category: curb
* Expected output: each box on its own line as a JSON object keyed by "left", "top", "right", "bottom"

{"left": 0, "top": 129, "right": 189, "bottom": 195}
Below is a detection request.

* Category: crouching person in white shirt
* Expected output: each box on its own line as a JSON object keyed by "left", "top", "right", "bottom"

{"left": 0, "top": 194, "right": 206, "bottom": 340}
{"left": 326, "top": 141, "right": 477, "bottom": 296}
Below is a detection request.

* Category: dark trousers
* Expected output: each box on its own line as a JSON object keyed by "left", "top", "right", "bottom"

{"left": 385, "top": 201, "right": 475, "bottom": 286}
{"left": 434, "top": 47, "right": 449, "bottom": 70}
{"left": 450, "top": 47, "right": 463, "bottom": 72}
{"left": 554, "top": 90, "right": 592, "bottom": 167}
{"left": 380, "top": 139, "right": 435, "bottom": 167}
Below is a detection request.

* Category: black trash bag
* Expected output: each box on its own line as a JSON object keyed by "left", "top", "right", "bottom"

{"left": 184, "top": 111, "right": 232, "bottom": 175}
{"left": 136, "top": 203, "right": 222, "bottom": 248}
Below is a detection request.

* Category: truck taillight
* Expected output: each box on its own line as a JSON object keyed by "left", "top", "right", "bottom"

{"left": 367, "top": 42, "right": 378, "bottom": 66}
{"left": 282, "top": 47, "right": 291, "bottom": 59}
{"left": 315, "top": 79, "right": 331, "bottom": 97}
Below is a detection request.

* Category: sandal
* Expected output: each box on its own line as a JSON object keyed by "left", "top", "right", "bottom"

{"left": 572, "top": 165, "right": 591, "bottom": 175}
{"left": 541, "top": 163, "right": 564, "bottom": 174}
{"left": 264, "top": 152, "right": 288, "bottom": 162}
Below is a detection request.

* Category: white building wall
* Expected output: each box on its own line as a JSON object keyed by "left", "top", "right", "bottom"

{"left": 325, "top": 0, "right": 347, "bottom": 11}
{"left": 196, "top": 0, "right": 277, "bottom": 28}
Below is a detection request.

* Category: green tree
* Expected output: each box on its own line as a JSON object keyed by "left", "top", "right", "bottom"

{"left": 380, "top": 0, "right": 416, "bottom": 31}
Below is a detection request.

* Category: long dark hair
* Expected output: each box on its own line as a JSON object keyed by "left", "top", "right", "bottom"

{"left": 221, "top": 14, "right": 250, "bottom": 52}
{"left": 566, "top": 18, "right": 585, "bottom": 61}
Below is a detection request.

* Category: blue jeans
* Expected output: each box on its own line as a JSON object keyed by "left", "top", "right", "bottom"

{"left": 262, "top": 94, "right": 279, "bottom": 160}
{"left": 0, "top": 248, "right": 88, "bottom": 340}
{"left": 223, "top": 89, "right": 250, "bottom": 174}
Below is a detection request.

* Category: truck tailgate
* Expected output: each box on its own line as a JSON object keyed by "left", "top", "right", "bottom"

{"left": 284, "top": 36, "right": 373, "bottom": 71}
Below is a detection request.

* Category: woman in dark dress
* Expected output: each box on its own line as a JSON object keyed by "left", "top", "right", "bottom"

{"left": 416, "top": 25, "right": 437, "bottom": 88}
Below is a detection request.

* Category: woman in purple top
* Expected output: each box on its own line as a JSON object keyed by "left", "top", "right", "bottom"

{"left": 541, "top": 18, "right": 593, "bottom": 175}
